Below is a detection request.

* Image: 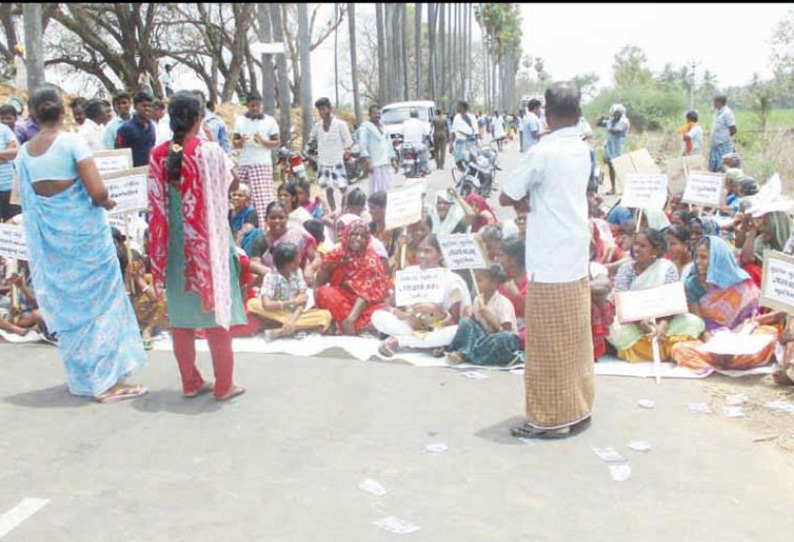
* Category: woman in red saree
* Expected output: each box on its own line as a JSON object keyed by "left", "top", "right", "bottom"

{"left": 315, "top": 219, "right": 390, "bottom": 334}
{"left": 464, "top": 194, "right": 498, "bottom": 233}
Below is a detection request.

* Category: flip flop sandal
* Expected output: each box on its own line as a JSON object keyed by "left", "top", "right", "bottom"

{"left": 96, "top": 385, "right": 148, "bottom": 404}
{"left": 215, "top": 385, "right": 246, "bottom": 402}
{"left": 378, "top": 341, "right": 395, "bottom": 358}
{"left": 510, "top": 417, "right": 591, "bottom": 440}
{"left": 184, "top": 381, "right": 214, "bottom": 398}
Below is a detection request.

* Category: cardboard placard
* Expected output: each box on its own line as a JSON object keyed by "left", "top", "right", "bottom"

{"left": 666, "top": 155, "right": 704, "bottom": 194}
{"left": 437, "top": 234, "right": 487, "bottom": 270}
{"left": 700, "top": 330, "right": 775, "bottom": 356}
{"left": 385, "top": 184, "right": 424, "bottom": 230}
{"left": 0, "top": 223, "right": 28, "bottom": 260}
{"left": 610, "top": 148, "right": 660, "bottom": 194}
{"left": 760, "top": 250, "right": 794, "bottom": 314}
{"left": 681, "top": 171, "right": 724, "bottom": 208}
{"left": 104, "top": 167, "right": 149, "bottom": 215}
{"left": 394, "top": 267, "right": 445, "bottom": 307}
{"left": 621, "top": 173, "right": 668, "bottom": 210}
{"left": 95, "top": 148, "right": 133, "bottom": 177}
{"left": 615, "top": 282, "right": 688, "bottom": 324}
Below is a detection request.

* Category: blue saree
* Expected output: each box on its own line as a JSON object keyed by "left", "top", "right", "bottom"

{"left": 16, "top": 133, "right": 146, "bottom": 397}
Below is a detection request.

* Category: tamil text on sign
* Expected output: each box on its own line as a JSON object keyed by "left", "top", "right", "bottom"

{"left": 95, "top": 148, "right": 133, "bottom": 177}
{"left": 682, "top": 171, "right": 724, "bottom": 208}
{"left": 104, "top": 167, "right": 149, "bottom": 215}
{"left": 761, "top": 250, "right": 794, "bottom": 314}
{"left": 394, "top": 268, "right": 445, "bottom": 307}
{"left": 385, "top": 185, "right": 425, "bottom": 230}
{"left": 0, "top": 223, "right": 28, "bottom": 260}
{"left": 437, "top": 234, "right": 487, "bottom": 270}
{"left": 620, "top": 173, "right": 668, "bottom": 210}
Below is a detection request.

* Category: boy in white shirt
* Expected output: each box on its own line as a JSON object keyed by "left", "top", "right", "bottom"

{"left": 309, "top": 97, "right": 353, "bottom": 213}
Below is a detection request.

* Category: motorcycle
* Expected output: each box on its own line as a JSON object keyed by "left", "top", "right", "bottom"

{"left": 277, "top": 137, "right": 308, "bottom": 183}
{"left": 399, "top": 141, "right": 429, "bottom": 178}
{"left": 344, "top": 141, "right": 366, "bottom": 183}
{"left": 452, "top": 143, "right": 500, "bottom": 198}
{"left": 302, "top": 140, "right": 318, "bottom": 181}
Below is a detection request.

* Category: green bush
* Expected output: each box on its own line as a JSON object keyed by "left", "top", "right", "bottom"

{"left": 584, "top": 87, "right": 688, "bottom": 133}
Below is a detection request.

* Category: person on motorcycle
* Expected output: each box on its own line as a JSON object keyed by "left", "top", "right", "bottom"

{"left": 432, "top": 109, "right": 449, "bottom": 170}
{"left": 450, "top": 100, "right": 478, "bottom": 172}
{"left": 403, "top": 109, "right": 431, "bottom": 175}
{"left": 358, "top": 105, "right": 393, "bottom": 195}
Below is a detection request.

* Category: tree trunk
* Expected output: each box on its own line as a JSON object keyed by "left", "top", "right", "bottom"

{"left": 257, "top": 4, "right": 277, "bottom": 117}
{"left": 23, "top": 3, "right": 45, "bottom": 91}
{"left": 298, "top": 3, "right": 313, "bottom": 147}
{"left": 439, "top": 2, "right": 446, "bottom": 109}
{"left": 401, "top": 5, "right": 409, "bottom": 100}
{"left": 334, "top": 3, "right": 340, "bottom": 108}
{"left": 348, "top": 3, "right": 361, "bottom": 125}
{"left": 415, "top": 3, "right": 422, "bottom": 100}
{"left": 271, "top": 3, "right": 292, "bottom": 143}
{"left": 428, "top": 3, "right": 436, "bottom": 104}
{"left": 376, "top": 3, "right": 387, "bottom": 105}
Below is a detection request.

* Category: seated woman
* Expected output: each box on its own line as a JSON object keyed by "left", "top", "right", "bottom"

{"left": 671, "top": 236, "right": 778, "bottom": 371}
{"left": 394, "top": 215, "right": 433, "bottom": 270}
{"left": 608, "top": 229, "right": 705, "bottom": 362}
{"left": 374, "top": 233, "right": 472, "bottom": 357}
{"left": 738, "top": 209, "right": 792, "bottom": 288}
{"left": 688, "top": 216, "right": 720, "bottom": 245}
{"left": 606, "top": 205, "right": 636, "bottom": 253}
{"left": 0, "top": 272, "right": 45, "bottom": 336}
{"left": 247, "top": 242, "right": 332, "bottom": 338}
{"left": 446, "top": 263, "right": 520, "bottom": 366}
{"left": 229, "top": 184, "right": 258, "bottom": 235}
{"left": 589, "top": 243, "right": 614, "bottom": 362}
{"left": 277, "top": 182, "right": 314, "bottom": 227}
{"left": 427, "top": 189, "right": 475, "bottom": 235}
{"left": 303, "top": 218, "right": 329, "bottom": 255}
{"left": 590, "top": 217, "right": 627, "bottom": 277}
{"left": 315, "top": 219, "right": 389, "bottom": 335}
{"left": 367, "top": 191, "right": 401, "bottom": 265}
{"left": 665, "top": 225, "right": 693, "bottom": 280}
{"left": 477, "top": 225, "right": 503, "bottom": 262}
{"left": 496, "top": 236, "right": 527, "bottom": 341}
{"left": 464, "top": 194, "right": 498, "bottom": 233}
{"left": 259, "top": 201, "right": 318, "bottom": 277}
{"left": 235, "top": 222, "right": 267, "bottom": 259}
{"left": 294, "top": 179, "right": 327, "bottom": 220}
{"left": 126, "top": 251, "right": 169, "bottom": 349}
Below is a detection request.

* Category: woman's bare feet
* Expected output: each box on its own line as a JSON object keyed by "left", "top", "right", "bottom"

{"left": 215, "top": 385, "right": 246, "bottom": 402}
{"left": 184, "top": 381, "right": 214, "bottom": 398}
{"left": 96, "top": 384, "right": 148, "bottom": 403}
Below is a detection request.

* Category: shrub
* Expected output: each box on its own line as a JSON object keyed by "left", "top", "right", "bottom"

{"left": 584, "top": 87, "right": 688, "bottom": 133}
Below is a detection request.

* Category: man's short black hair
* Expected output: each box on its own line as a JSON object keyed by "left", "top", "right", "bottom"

{"left": 112, "top": 91, "right": 132, "bottom": 106}
{"left": 713, "top": 94, "right": 728, "bottom": 105}
{"left": 70, "top": 97, "right": 87, "bottom": 109}
{"left": 152, "top": 99, "right": 165, "bottom": 111}
{"left": 0, "top": 104, "right": 18, "bottom": 117}
{"left": 314, "top": 97, "right": 332, "bottom": 109}
{"left": 527, "top": 99, "right": 542, "bottom": 111}
{"left": 302, "top": 219, "right": 325, "bottom": 243}
{"left": 544, "top": 81, "right": 581, "bottom": 120}
{"left": 686, "top": 110, "right": 698, "bottom": 122}
{"left": 247, "top": 91, "right": 263, "bottom": 104}
{"left": 369, "top": 191, "right": 387, "bottom": 208}
{"left": 133, "top": 91, "right": 153, "bottom": 106}
{"left": 84, "top": 99, "right": 106, "bottom": 122}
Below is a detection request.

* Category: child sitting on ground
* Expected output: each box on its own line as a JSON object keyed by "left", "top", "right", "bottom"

{"left": 446, "top": 263, "right": 520, "bottom": 366}
{"left": 247, "top": 242, "right": 332, "bottom": 339}
{"left": 0, "top": 272, "right": 46, "bottom": 337}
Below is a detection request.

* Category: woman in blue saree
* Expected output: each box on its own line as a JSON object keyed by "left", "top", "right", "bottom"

{"left": 15, "top": 87, "right": 147, "bottom": 402}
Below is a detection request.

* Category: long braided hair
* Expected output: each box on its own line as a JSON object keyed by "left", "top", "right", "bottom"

{"left": 166, "top": 91, "right": 202, "bottom": 188}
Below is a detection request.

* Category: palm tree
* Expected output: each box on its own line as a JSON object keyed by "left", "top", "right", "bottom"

{"left": 348, "top": 3, "right": 361, "bottom": 125}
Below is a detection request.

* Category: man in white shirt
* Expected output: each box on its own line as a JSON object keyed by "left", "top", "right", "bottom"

{"left": 523, "top": 99, "right": 543, "bottom": 153}
{"left": 159, "top": 64, "right": 174, "bottom": 98}
{"left": 500, "top": 81, "right": 594, "bottom": 440}
{"left": 309, "top": 97, "right": 353, "bottom": 212}
{"left": 233, "top": 91, "right": 280, "bottom": 227}
{"left": 450, "top": 100, "right": 478, "bottom": 171}
{"left": 402, "top": 109, "right": 431, "bottom": 173}
{"left": 709, "top": 94, "right": 736, "bottom": 172}
{"left": 78, "top": 99, "right": 109, "bottom": 152}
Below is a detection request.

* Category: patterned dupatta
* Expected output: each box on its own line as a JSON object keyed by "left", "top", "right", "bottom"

{"left": 148, "top": 137, "right": 234, "bottom": 328}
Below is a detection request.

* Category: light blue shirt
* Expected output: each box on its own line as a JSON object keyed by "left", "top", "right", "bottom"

{"left": 205, "top": 110, "right": 232, "bottom": 155}
{"left": 358, "top": 121, "right": 393, "bottom": 167}
{"left": 103, "top": 116, "right": 126, "bottom": 150}
{"left": 17, "top": 132, "right": 92, "bottom": 183}
{"left": 523, "top": 112, "right": 541, "bottom": 152}
{"left": 711, "top": 106, "right": 736, "bottom": 145}
{"left": 0, "top": 123, "right": 17, "bottom": 191}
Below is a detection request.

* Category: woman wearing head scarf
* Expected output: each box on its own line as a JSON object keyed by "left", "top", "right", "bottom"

{"left": 464, "top": 193, "right": 498, "bottom": 233}
{"left": 427, "top": 188, "right": 476, "bottom": 235}
{"left": 738, "top": 210, "right": 793, "bottom": 288}
{"left": 314, "top": 219, "right": 390, "bottom": 334}
{"left": 670, "top": 236, "right": 777, "bottom": 371}
{"left": 608, "top": 229, "right": 705, "bottom": 362}
{"left": 149, "top": 91, "right": 247, "bottom": 401}
{"left": 598, "top": 104, "right": 630, "bottom": 194}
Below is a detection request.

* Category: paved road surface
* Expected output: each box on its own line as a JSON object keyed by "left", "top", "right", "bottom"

{"left": 2, "top": 138, "right": 794, "bottom": 541}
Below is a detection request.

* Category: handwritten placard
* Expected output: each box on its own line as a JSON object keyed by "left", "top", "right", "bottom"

{"left": 621, "top": 173, "right": 668, "bottom": 210}
{"left": 666, "top": 155, "right": 704, "bottom": 194}
{"left": 611, "top": 148, "right": 660, "bottom": 194}
{"left": 682, "top": 171, "right": 724, "bottom": 208}
{"left": 0, "top": 223, "right": 28, "bottom": 260}
{"left": 394, "top": 267, "right": 444, "bottom": 307}
{"left": 104, "top": 167, "right": 149, "bottom": 215}
{"left": 385, "top": 184, "right": 424, "bottom": 230}
{"left": 761, "top": 250, "right": 794, "bottom": 314}
{"left": 615, "top": 282, "right": 688, "bottom": 324}
{"left": 437, "top": 234, "right": 487, "bottom": 270}
{"left": 95, "top": 148, "right": 133, "bottom": 177}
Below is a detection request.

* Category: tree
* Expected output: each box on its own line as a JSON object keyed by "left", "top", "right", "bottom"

{"left": 771, "top": 9, "right": 794, "bottom": 95}
{"left": 612, "top": 44, "right": 653, "bottom": 89}
{"left": 375, "top": 3, "right": 387, "bottom": 105}
{"left": 746, "top": 73, "right": 776, "bottom": 131}
{"left": 572, "top": 72, "right": 599, "bottom": 100}
{"left": 23, "top": 3, "right": 45, "bottom": 90}
{"left": 414, "top": 3, "right": 422, "bottom": 100}
{"left": 271, "top": 3, "right": 292, "bottom": 142}
{"left": 347, "top": 3, "right": 361, "bottom": 125}
{"left": 257, "top": 4, "right": 277, "bottom": 116}
{"left": 298, "top": 3, "right": 313, "bottom": 146}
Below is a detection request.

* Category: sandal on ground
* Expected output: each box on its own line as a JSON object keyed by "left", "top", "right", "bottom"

{"left": 431, "top": 347, "right": 446, "bottom": 358}
{"left": 215, "top": 385, "right": 246, "bottom": 402}
{"left": 184, "top": 381, "right": 214, "bottom": 398}
{"left": 510, "top": 417, "right": 591, "bottom": 440}
{"left": 96, "top": 384, "right": 148, "bottom": 404}
{"left": 378, "top": 339, "right": 396, "bottom": 358}
{"left": 445, "top": 352, "right": 465, "bottom": 365}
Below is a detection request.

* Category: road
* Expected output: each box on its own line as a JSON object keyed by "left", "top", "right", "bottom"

{"left": 2, "top": 138, "right": 794, "bottom": 541}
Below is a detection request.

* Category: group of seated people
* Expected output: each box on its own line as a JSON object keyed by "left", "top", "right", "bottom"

{"left": 3, "top": 148, "right": 794, "bottom": 389}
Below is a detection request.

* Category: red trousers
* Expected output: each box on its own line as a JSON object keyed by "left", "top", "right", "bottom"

{"left": 171, "top": 327, "right": 235, "bottom": 398}
{"left": 315, "top": 285, "right": 381, "bottom": 332}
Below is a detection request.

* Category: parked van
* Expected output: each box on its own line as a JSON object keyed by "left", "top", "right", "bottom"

{"left": 380, "top": 100, "right": 437, "bottom": 150}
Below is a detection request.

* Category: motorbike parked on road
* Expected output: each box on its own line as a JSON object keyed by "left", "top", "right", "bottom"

{"left": 452, "top": 142, "right": 501, "bottom": 198}
{"left": 277, "top": 136, "right": 309, "bottom": 183}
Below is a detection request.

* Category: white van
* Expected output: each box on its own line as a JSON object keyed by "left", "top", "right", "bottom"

{"left": 380, "top": 100, "right": 438, "bottom": 149}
